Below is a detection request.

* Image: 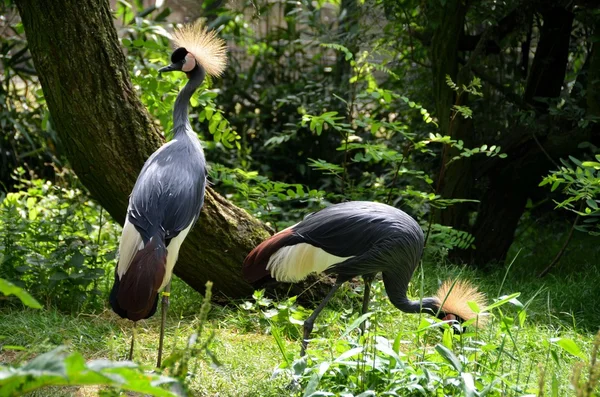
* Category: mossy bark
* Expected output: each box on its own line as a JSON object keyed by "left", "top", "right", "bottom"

{"left": 15, "top": 0, "right": 271, "bottom": 299}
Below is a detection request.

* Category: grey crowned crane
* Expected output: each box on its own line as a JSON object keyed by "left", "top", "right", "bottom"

{"left": 109, "top": 22, "right": 226, "bottom": 367}
{"left": 242, "top": 201, "right": 487, "bottom": 356}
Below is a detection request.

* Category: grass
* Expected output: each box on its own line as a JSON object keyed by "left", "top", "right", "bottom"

{"left": 1, "top": 225, "right": 599, "bottom": 396}
{"left": 2, "top": 261, "right": 600, "bottom": 396}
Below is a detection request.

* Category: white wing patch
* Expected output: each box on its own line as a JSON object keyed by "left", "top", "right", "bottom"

{"left": 267, "top": 243, "right": 352, "bottom": 283}
{"left": 161, "top": 223, "right": 193, "bottom": 290}
{"left": 116, "top": 219, "right": 193, "bottom": 291}
{"left": 117, "top": 219, "right": 144, "bottom": 278}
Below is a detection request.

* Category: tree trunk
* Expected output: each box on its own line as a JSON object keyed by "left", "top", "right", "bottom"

{"left": 15, "top": 0, "right": 271, "bottom": 299}
{"left": 334, "top": 0, "right": 359, "bottom": 98}
{"left": 430, "top": 0, "right": 474, "bottom": 231}
{"left": 468, "top": 6, "right": 577, "bottom": 266}
{"left": 428, "top": 3, "right": 598, "bottom": 267}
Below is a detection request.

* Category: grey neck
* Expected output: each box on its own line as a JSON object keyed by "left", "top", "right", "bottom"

{"left": 383, "top": 272, "right": 442, "bottom": 317}
{"left": 390, "top": 297, "right": 441, "bottom": 317}
{"left": 173, "top": 64, "right": 206, "bottom": 134}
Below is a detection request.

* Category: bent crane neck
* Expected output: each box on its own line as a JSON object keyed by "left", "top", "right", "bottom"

{"left": 382, "top": 271, "right": 441, "bottom": 317}
{"left": 173, "top": 65, "right": 206, "bottom": 134}
{"left": 391, "top": 296, "right": 440, "bottom": 316}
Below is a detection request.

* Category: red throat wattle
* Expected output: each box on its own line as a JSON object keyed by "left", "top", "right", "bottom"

{"left": 442, "top": 313, "right": 457, "bottom": 322}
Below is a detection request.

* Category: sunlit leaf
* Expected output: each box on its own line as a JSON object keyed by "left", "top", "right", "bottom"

{"left": 0, "top": 279, "right": 42, "bottom": 309}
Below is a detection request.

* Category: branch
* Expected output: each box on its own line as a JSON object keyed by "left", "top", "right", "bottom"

{"left": 458, "top": 6, "right": 526, "bottom": 53}
{"left": 468, "top": 63, "right": 529, "bottom": 109}
{"left": 538, "top": 204, "right": 582, "bottom": 278}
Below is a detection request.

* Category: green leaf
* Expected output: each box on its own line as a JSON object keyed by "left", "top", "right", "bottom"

{"left": 435, "top": 344, "right": 463, "bottom": 372}
{"left": 49, "top": 271, "right": 69, "bottom": 281}
{"left": 518, "top": 309, "right": 527, "bottom": 327}
{"left": 461, "top": 372, "right": 476, "bottom": 397}
{"left": 303, "top": 372, "right": 321, "bottom": 396}
{"left": 555, "top": 338, "right": 586, "bottom": 359}
{"left": 270, "top": 325, "right": 290, "bottom": 367}
{"left": 341, "top": 313, "right": 373, "bottom": 338}
{"left": 581, "top": 161, "right": 600, "bottom": 168}
{"left": 552, "top": 373, "right": 559, "bottom": 397}
{"left": 334, "top": 347, "right": 363, "bottom": 362}
{"left": 467, "top": 300, "right": 481, "bottom": 314}
{"left": 0, "top": 278, "right": 42, "bottom": 309}
{"left": 0, "top": 347, "right": 181, "bottom": 396}
{"left": 69, "top": 252, "right": 85, "bottom": 268}
{"left": 482, "top": 292, "right": 520, "bottom": 312}
{"left": 442, "top": 328, "right": 453, "bottom": 349}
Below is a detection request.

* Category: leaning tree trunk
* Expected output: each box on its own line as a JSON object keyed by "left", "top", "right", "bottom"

{"left": 15, "top": 0, "right": 271, "bottom": 299}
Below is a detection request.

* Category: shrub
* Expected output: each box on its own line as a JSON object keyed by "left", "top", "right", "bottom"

{"left": 0, "top": 171, "right": 119, "bottom": 312}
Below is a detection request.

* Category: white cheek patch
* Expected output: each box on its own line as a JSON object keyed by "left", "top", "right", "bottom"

{"left": 182, "top": 53, "right": 196, "bottom": 72}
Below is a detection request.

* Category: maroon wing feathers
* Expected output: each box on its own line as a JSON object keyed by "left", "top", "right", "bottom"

{"left": 242, "top": 228, "right": 299, "bottom": 286}
{"left": 117, "top": 237, "right": 167, "bottom": 321}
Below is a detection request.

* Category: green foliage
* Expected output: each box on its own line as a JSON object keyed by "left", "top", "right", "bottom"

{"left": 568, "top": 331, "right": 600, "bottom": 397}
{"left": 161, "top": 282, "right": 220, "bottom": 391}
{"left": 540, "top": 155, "right": 600, "bottom": 235}
{"left": 0, "top": 171, "right": 119, "bottom": 312}
{"left": 0, "top": 2, "right": 60, "bottom": 192}
{"left": 0, "top": 275, "right": 182, "bottom": 396}
{"left": 240, "top": 289, "right": 311, "bottom": 340}
{"left": 0, "top": 347, "right": 182, "bottom": 397}
{"left": 1, "top": 259, "right": 599, "bottom": 396}
{"left": 230, "top": 267, "right": 597, "bottom": 396}
{"left": 427, "top": 224, "right": 476, "bottom": 254}
{"left": 116, "top": 0, "right": 502, "bottom": 258}
{"left": 2, "top": 0, "right": 599, "bottom": 395}
{"left": 209, "top": 164, "right": 325, "bottom": 227}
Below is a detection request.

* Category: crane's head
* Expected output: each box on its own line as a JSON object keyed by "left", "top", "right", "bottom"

{"left": 158, "top": 21, "right": 227, "bottom": 78}
{"left": 159, "top": 47, "right": 197, "bottom": 75}
{"left": 434, "top": 279, "right": 488, "bottom": 332}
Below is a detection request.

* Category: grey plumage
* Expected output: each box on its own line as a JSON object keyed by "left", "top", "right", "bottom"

{"left": 128, "top": 131, "right": 206, "bottom": 245}
{"left": 294, "top": 201, "right": 424, "bottom": 279}
{"left": 243, "top": 201, "right": 424, "bottom": 289}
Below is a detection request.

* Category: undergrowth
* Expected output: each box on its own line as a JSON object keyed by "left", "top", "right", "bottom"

{"left": 2, "top": 255, "right": 600, "bottom": 396}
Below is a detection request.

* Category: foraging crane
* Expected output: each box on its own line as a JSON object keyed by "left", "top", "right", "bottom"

{"left": 109, "top": 22, "right": 226, "bottom": 368}
{"left": 243, "top": 201, "right": 486, "bottom": 356}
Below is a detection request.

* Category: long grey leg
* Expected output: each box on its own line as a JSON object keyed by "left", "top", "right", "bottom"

{"left": 128, "top": 321, "right": 137, "bottom": 361}
{"left": 157, "top": 281, "right": 171, "bottom": 368}
{"left": 300, "top": 282, "right": 343, "bottom": 357}
{"left": 360, "top": 275, "right": 374, "bottom": 334}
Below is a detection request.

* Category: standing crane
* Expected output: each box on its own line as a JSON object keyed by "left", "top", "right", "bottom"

{"left": 109, "top": 22, "right": 226, "bottom": 367}
{"left": 243, "top": 201, "right": 487, "bottom": 356}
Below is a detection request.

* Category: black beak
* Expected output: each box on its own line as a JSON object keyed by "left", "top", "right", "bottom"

{"left": 158, "top": 60, "right": 184, "bottom": 74}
